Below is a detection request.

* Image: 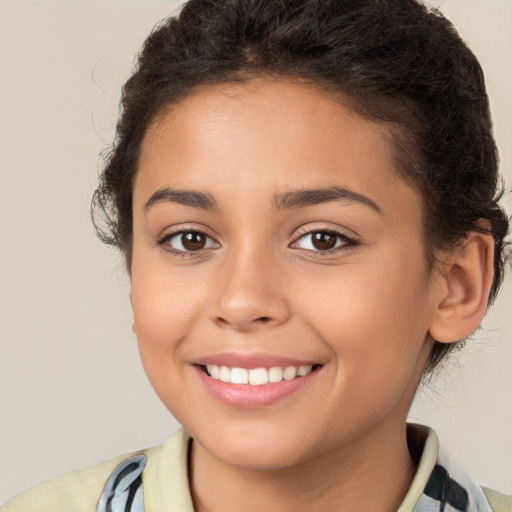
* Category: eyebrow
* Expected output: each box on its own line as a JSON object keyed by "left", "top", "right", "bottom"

{"left": 143, "top": 185, "right": 381, "bottom": 214}
{"left": 272, "top": 186, "right": 382, "bottom": 213}
{"left": 144, "top": 188, "right": 219, "bottom": 211}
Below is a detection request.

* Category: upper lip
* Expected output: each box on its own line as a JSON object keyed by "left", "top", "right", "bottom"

{"left": 193, "top": 352, "right": 323, "bottom": 369}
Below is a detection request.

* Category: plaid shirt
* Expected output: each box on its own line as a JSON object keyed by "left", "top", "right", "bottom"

{"left": 97, "top": 425, "right": 497, "bottom": 512}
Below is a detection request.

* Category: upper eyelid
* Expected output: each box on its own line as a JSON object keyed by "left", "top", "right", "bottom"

{"left": 292, "top": 225, "right": 357, "bottom": 242}
{"left": 159, "top": 224, "right": 217, "bottom": 240}
{"left": 159, "top": 229, "right": 219, "bottom": 245}
{"left": 291, "top": 230, "right": 356, "bottom": 247}
{"left": 157, "top": 225, "right": 358, "bottom": 250}
{"left": 156, "top": 226, "right": 219, "bottom": 253}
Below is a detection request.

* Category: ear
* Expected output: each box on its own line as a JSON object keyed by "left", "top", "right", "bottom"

{"left": 428, "top": 231, "right": 495, "bottom": 343}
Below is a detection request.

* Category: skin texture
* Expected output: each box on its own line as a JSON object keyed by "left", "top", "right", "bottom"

{"left": 130, "top": 78, "right": 494, "bottom": 511}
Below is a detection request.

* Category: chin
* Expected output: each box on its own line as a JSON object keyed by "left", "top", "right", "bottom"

{"left": 210, "top": 440, "right": 309, "bottom": 471}
{"left": 186, "top": 418, "right": 316, "bottom": 470}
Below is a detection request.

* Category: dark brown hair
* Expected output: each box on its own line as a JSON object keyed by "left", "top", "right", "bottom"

{"left": 92, "top": 0, "right": 509, "bottom": 373}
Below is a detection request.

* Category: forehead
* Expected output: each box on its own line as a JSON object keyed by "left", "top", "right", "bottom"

{"left": 141, "top": 78, "right": 392, "bottom": 169}
{"left": 135, "top": 78, "right": 420, "bottom": 222}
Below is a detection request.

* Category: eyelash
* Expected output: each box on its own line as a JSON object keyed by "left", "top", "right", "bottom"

{"left": 156, "top": 228, "right": 219, "bottom": 258}
{"left": 156, "top": 228, "right": 358, "bottom": 257}
{"left": 292, "top": 227, "right": 358, "bottom": 255}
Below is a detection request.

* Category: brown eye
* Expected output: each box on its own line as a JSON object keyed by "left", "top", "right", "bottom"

{"left": 311, "top": 232, "right": 337, "bottom": 250}
{"left": 160, "top": 230, "right": 219, "bottom": 253}
{"left": 293, "top": 230, "right": 354, "bottom": 253}
{"left": 181, "top": 232, "right": 206, "bottom": 250}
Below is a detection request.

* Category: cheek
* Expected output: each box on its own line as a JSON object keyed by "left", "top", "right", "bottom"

{"left": 130, "top": 253, "right": 217, "bottom": 394}
{"left": 300, "top": 254, "right": 431, "bottom": 336}
{"left": 298, "top": 252, "right": 432, "bottom": 391}
{"left": 131, "top": 272, "right": 194, "bottom": 411}
{"left": 132, "top": 251, "right": 205, "bottom": 333}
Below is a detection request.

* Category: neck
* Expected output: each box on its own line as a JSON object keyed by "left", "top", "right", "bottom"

{"left": 190, "top": 420, "right": 416, "bottom": 512}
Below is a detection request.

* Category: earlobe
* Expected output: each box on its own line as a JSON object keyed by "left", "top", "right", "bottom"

{"left": 428, "top": 231, "right": 494, "bottom": 344}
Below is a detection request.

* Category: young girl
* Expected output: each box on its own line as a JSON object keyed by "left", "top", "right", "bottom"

{"left": 3, "top": 0, "right": 510, "bottom": 511}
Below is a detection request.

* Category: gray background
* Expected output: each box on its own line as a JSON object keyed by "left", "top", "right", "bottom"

{"left": 1, "top": 0, "right": 511, "bottom": 504}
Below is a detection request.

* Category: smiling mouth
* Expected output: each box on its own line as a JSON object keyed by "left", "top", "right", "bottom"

{"left": 199, "top": 364, "right": 322, "bottom": 386}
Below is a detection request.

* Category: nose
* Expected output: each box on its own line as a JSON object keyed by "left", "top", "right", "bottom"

{"left": 210, "top": 245, "right": 291, "bottom": 332}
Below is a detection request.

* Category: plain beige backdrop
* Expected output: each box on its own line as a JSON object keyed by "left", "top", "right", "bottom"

{"left": 0, "top": 0, "right": 511, "bottom": 504}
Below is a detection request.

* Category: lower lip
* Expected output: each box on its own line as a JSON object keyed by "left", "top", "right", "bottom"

{"left": 194, "top": 366, "right": 318, "bottom": 409}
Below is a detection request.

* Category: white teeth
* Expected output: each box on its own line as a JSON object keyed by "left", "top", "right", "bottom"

{"left": 249, "top": 367, "right": 269, "bottom": 385}
{"left": 230, "top": 367, "right": 249, "bottom": 384}
{"left": 205, "top": 364, "right": 315, "bottom": 385}
{"left": 298, "top": 365, "right": 312, "bottom": 377}
{"left": 207, "top": 364, "right": 220, "bottom": 379}
{"left": 283, "top": 366, "right": 297, "bottom": 380}
{"left": 268, "top": 366, "right": 283, "bottom": 383}
{"left": 219, "top": 366, "right": 231, "bottom": 383}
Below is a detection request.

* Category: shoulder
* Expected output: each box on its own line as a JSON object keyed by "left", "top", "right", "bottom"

{"left": 482, "top": 487, "right": 512, "bottom": 512}
{"left": 1, "top": 449, "right": 152, "bottom": 512}
{"left": 1, "top": 429, "right": 190, "bottom": 512}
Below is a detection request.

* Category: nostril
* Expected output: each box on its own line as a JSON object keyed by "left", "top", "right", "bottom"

{"left": 214, "top": 315, "right": 274, "bottom": 330}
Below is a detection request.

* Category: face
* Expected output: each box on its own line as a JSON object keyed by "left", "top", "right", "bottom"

{"left": 131, "top": 78, "right": 440, "bottom": 470}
